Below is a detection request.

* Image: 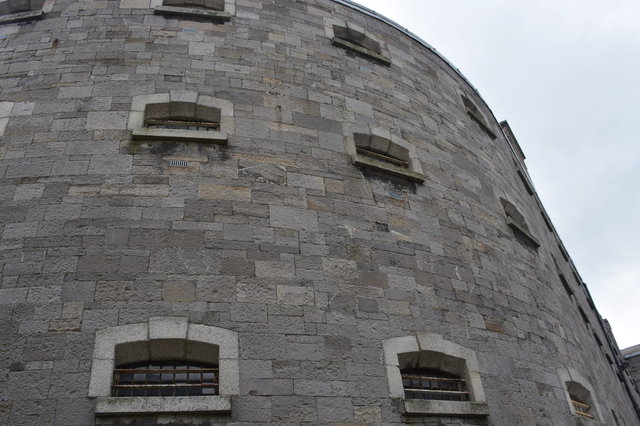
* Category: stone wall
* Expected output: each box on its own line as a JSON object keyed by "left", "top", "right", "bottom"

{"left": 0, "top": 0, "right": 638, "bottom": 424}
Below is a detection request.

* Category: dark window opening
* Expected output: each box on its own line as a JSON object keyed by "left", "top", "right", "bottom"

{"left": 541, "top": 211, "right": 554, "bottom": 232}
{"left": 500, "top": 198, "right": 539, "bottom": 250}
{"left": 356, "top": 146, "right": 408, "bottom": 168}
{"left": 331, "top": 24, "right": 390, "bottom": 65}
{"left": 145, "top": 118, "right": 220, "bottom": 131}
{"left": 593, "top": 332, "right": 603, "bottom": 347}
{"left": 559, "top": 274, "right": 573, "bottom": 296}
{"left": 578, "top": 306, "right": 590, "bottom": 325}
{"left": 333, "top": 25, "right": 381, "bottom": 54}
{"left": 401, "top": 369, "right": 469, "bottom": 402}
{"left": 558, "top": 244, "right": 569, "bottom": 261}
{"left": 112, "top": 361, "right": 219, "bottom": 397}
{"left": 0, "top": 0, "right": 45, "bottom": 23}
{"left": 143, "top": 101, "right": 221, "bottom": 132}
{"left": 162, "top": 0, "right": 224, "bottom": 11}
{"left": 517, "top": 170, "right": 534, "bottom": 195}
{"left": 461, "top": 95, "right": 496, "bottom": 139}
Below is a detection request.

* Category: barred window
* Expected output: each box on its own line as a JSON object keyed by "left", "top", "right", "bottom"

{"left": 355, "top": 146, "right": 409, "bottom": 169}
{"left": 401, "top": 369, "right": 469, "bottom": 402}
{"left": 571, "top": 398, "right": 594, "bottom": 420}
{"left": 144, "top": 118, "right": 220, "bottom": 132}
{"left": 112, "top": 361, "right": 219, "bottom": 397}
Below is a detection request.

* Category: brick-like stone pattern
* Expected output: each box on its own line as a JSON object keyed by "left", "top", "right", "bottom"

{"left": 1, "top": 0, "right": 639, "bottom": 425}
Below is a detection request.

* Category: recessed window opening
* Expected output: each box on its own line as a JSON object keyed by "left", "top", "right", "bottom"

{"left": 500, "top": 198, "right": 539, "bottom": 249}
{"left": 356, "top": 146, "right": 408, "bottom": 169}
{"left": 0, "top": 0, "right": 44, "bottom": 14}
{"left": 162, "top": 0, "right": 224, "bottom": 11}
{"left": 517, "top": 170, "right": 534, "bottom": 195}
{"left": 559, "top": 274, "right": 573, "bottom": 296}
{"left": 333, "top": 25, "right": 381, "bottom": 54}
{"left": 571, "top": 398, "right": 594, "bottom": 420}
{"left": 565, "top": 381, "right": 596, "bottom": 420}
{"left": 461, "top": 94, "right": 496, "bottom": 139}
{"left": 401, "top": 368, "right": 469, "bottom": 402}
{"left": 578, "top": 306, "right": 590, "bottom": 325}
{"left": 144, "top": 101, "right": 221, "bottom": 131}
{"left": 112, "top": 361, "right": 219, "bottom": 397}
{"left": 145, "top": 118, "right": 219, "bottom": 131}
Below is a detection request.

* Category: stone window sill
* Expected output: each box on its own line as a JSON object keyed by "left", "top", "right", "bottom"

{"left": 332, "top": 37, "right": 391, "bottom": 66}
{"left": 353, "top": 154, "right": 424, "bottom": 183}
{"left": 403, "top": 399, "right": 490, "bottom": 417}
{"left": 0, "top": 9, "right": 43, "bottom": 24}
{"left": 95, "top": 396, "right": 231, "bottom": 415}
{"left": 131, "top": 128, "right": 228, "bottom": 144}
{"left": 154, "top": 5, "right": 231, "bottom": 21}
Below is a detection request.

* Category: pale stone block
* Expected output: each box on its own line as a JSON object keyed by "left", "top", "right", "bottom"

{"left": 255, "top": 260, "right": 295, "bottom": 278}
{"left": 386, "top": 365, "right": 404, "bottom": 398}
{"left": 0, "top": 101, "right": 14, "bottom": 118}
{"left": 88, "top": 358, "right": 114, "bottom": 397}
{"left": 170, "top": 90, "right": 198, "bottom": 104}
{"left": 127, "top": 111, "right": 144, "bottom": 130}
{"left": 86, "top": 111, "right": 128, "bottom": 130}
{"left": 189, "top": 41, "right": 215, "bottom": 56}
{"left": 95, "top": 396, "right": 231, "bottom": 414}
{"left": 198, "top": 184, "right": 250, "bottom": 201}
{"left": 0, "top": 117, "right": 8, "bottom": 136}
{"left": 276, "top": 284, "right": 314, "bottom": 306}
{"left": 269, "top": 205, "right": 318, "bottom": 231}
{"left": 148, "top": 316, "right": 188, "bottom": 340}
{"left": 120, "top": 0, "right": 150, "bottom": 8}
{"left": 218, "top": 359, "right": 239, "bottom": 395}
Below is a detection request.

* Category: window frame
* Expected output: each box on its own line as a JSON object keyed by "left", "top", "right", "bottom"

{"left": 346, "top": 130, "right": 425, "bottom": 183}
{"left": 128, "top": 92, "right": 233, "bottom": 144}
{"left": 0, "top": 0, "right": 49, "bottom": 25}
{"left": 383, "top": 333, "right": 489, "bottom": 417}
{"left": 88, "top": 317, "right": 239, "bottom": 416}
{"left": 557, "top": 367, "right": 604, "bottom": 424}
{"left": 150, "top": 0, "right": 234, "bottom": 21}
{"left": 324, "top": 18, "right": 391, "bottom": 66}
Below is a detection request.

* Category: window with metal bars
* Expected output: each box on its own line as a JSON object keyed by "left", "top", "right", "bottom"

{"left": 144, "top": 118, "right": 220, "bottom": 132}
{"left": 112, "top": 361, "right": 219, "bottom": 397}
{"left": 355, "top": 146, "right": 409, "bottom": 169}
{"left": 571, "top": 399, "right": 594, "bottom": 419}
{"left": 401, "top": 369, "right": 470, "bottom": 402}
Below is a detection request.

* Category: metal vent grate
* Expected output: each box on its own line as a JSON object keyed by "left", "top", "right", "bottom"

{"left": 169, "top": 160, "right": 189, "bottom": 168}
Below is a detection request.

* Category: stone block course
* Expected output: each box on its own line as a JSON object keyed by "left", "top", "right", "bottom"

{"left": 0, "top": 0, "right": 636, "bottom": 424}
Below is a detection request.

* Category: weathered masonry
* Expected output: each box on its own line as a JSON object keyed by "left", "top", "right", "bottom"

{"left": 1, "top": 0, "right": 639, "bottom": 424}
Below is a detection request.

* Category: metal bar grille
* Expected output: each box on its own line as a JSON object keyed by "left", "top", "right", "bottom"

{"left": 112, "top": 363, "right": 219, "bottom": 397}
{"left": 402, "top": 371, "right": 469, "bottom": 402}
{"left": 144, "top": 118, "right": 220, "bottom": 131}
{"left": 571, "top": 400, "right": 594, "bottom": 419}
{"left": 356, "top": 146, "right": 409, "bottom": 168}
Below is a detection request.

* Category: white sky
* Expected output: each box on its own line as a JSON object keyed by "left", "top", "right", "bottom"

{"left": 355, "top": 0, "right": 640, "bottom": 349}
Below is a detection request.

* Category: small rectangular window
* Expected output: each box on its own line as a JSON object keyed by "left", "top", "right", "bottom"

{"left": 559, "top": 274, "right": 573, "bottom": 296}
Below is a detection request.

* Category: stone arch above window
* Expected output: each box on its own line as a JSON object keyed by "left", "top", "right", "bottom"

{"left": 347, "top": 130, "right": 425, "bottom": 183}
{"left": 150, "top": 0, "right": 234, "bottom": 21}
{"left": 557, "top": 367, "right": 604, "bottom": 423}
{"left": 0, "top": 0, "right": 50, "bottom": 24}
{"left": 88, "top": 317, "right": 238, "bottom": 416}
{"left": 383, "top": 333, "right": 489, "bottom": 417}
{"left": 324, "top": 18, "right": 391, "bottom": 66}
{"left": 499, "top": 197, "right": 539, "bottom": 249}
{"left": 128, "top": 92, "right": 233, "bottom": 144}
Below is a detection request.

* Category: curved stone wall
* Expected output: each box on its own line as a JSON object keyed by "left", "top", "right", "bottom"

{"left": 0, "top": 0, "right": 638, "bottom": 424}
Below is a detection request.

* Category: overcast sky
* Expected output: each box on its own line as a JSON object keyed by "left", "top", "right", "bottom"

{"left": 355, "top": 0, "right": 640, "bottom": 349}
